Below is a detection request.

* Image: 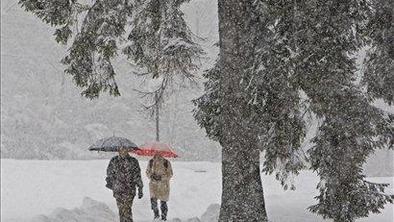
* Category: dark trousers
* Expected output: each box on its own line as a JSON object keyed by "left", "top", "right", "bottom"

{"left": 116, "top": 195, "right": 135, "bottom": 222}
{"left": 151, "top": 198, "right": 168, "bottom": 219}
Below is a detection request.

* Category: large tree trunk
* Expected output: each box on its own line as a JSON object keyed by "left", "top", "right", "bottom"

{"left": 217, "top": 0, "right": 268, "bottom": 221}
{"left": 220, "top": 146, "right": 268, "bottom": 221}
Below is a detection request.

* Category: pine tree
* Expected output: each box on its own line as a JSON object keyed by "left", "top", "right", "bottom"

{"left": 195, "top": 0, "right": 393, "bottom": 221}
{"left": 195, "top": 1, "right": 268, "bottom": 220}
{"left": 194, "top": 0, "right": 307, "bottom": 220}
{"left": 123, "top": 0, "right": 203, "bottom": 140}
{"left": 19, "top": 0, "right": 202, "bottom": 100}
{"left": 19, "top": 0, "right": 203, "bottom": 141}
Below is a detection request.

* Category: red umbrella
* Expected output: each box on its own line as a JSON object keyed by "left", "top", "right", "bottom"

{"left": 131, "top": 142, "right": 179, "bottom": 158}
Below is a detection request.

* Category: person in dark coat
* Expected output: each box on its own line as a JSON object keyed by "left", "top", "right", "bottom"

{"left": 106, "top": 147, "right": 143, "bottom": 222}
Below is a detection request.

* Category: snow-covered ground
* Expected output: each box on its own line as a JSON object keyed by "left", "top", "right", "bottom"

{"left": 1, "top": 159, "right": 393, "bottom": 222}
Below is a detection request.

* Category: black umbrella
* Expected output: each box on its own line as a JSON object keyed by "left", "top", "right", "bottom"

{"left": 88, "top": 136, "right": 139, "bottom": 152}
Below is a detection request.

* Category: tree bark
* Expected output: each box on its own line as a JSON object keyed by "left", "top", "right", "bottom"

{"left": 220, "top": 147, "right": 268, "bottom": 221}
{"left": 155, "top": 91, "right": 160, "bottom": 142}
{"left": 217, "top": 0, "right": 268, "bottom": 221}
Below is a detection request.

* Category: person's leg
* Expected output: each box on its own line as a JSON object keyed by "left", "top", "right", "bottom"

{"left": 125, "top": 195, "right": 135, "bottom": 222}
{"left": 160, "top": 201, "right": 168, "bottom": 221}
{"left": 116, "top": 195, "right": 135, "bottom": 222}
{"left": 151, "top": 198, "right": 159, "bottom": 219}
{"left": 116, "top": 198, "right": 128, "bottom": 222}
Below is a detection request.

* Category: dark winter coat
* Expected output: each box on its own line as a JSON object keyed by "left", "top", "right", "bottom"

{"left": 106, "top": 155, "right": 143, "bottom": 199}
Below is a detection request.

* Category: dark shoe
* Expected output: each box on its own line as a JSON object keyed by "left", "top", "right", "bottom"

{"left": 153, "top": 210, "right": 159, "bottom": 219}
{"left": 161, "top": 215, "right": 167, "bottom": 221}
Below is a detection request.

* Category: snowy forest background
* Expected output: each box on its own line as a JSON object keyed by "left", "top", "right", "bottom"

{"left": 1, "top": 0, "right": 393, "bottom": 175}
{"left": 1, "top": 0, "right": 220, "bottom": 161}
{"left": 2, "top": 0, "right": 393, "bottom": 177}
{"left": 1, "top": 0, "right": 394, "bottom": 221}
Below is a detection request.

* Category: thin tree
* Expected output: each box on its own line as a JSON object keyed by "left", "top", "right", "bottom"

{"left": 124, "top": 0, "right": 203, "bottom": 141}
{"left": 19, "top": 0, "right": 203, "bottom": 142}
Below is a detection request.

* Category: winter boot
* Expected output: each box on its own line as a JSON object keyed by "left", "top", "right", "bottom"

{"left": 153, "top": 210, "right": 160, "bottom": 220}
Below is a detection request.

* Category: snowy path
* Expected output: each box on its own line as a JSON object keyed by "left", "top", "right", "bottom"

{"left": 1, "top": 159, "right": 393, "bottom": 221}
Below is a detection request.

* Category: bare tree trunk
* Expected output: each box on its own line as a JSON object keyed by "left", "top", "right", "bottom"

{"left": 217, "top": 0, "right": 268, "bottom": 221}
{"left": 155, "top": 92, "right": 160, "bottom": 142}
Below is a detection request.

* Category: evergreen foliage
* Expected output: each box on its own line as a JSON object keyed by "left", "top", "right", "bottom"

{"left": 363, "top": 0, "right": 394, "bottom": 105}
{"left": 19, "top": 0, "right": 203, "bottom": 100}
{"left": 123, "top": 0, "right": 204, "bottom": 107}
{"left": 286, "top": 1, "right": 394, "bottom": 220}
{"left": 195, "top": 0, "right": 393, "bottom": 221}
